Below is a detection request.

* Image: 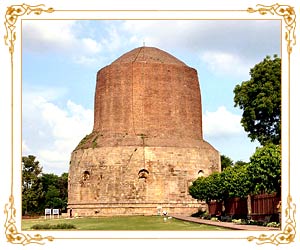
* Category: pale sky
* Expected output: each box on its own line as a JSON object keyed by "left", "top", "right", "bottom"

{"left": 22, "top": 20, "right": 280, "bottom": 174}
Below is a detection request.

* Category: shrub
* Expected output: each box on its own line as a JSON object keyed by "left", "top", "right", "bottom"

{"left": 266, "top": 222, "right": 280, "bottom": 228}
{"left": 31, "top": 223, "right": 51, "bottom": 230}
{"left": 232, "top": 219, "right": 247, "bottom": 225}
{"left": 31, "top": 223, "right": 76, "bottom": 230}
{"left": 191, "top": 210, "right": 206, "bottom": 218}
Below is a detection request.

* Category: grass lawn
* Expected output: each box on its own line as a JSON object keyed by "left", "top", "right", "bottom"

{"left": 22, "top": 216, "right": 230, "bottom": 231}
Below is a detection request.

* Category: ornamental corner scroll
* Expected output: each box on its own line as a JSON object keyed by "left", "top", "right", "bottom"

{"left": 3, "top": 3, "right": 54, "bottom": 245}
{"left": 247, "top": 3, "right": 296, "bottom": 246}
{"left": 4, "top": 3, "right": 54, "bottom": 55}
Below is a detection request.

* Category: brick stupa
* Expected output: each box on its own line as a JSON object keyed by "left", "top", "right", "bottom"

{"left": 68, "top": 47, "right": 220, "bottom": 216}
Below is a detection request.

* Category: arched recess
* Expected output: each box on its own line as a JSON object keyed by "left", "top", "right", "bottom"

{"left": 138, "top": 169, "right": 149, "bottom": 179}
{"left": 198, "top": 169, "right": 204, "bottom": 177}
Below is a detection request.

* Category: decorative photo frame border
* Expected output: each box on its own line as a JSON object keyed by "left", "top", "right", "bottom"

{"left": 1, "top": 1, "right": 297, "bottom": 248}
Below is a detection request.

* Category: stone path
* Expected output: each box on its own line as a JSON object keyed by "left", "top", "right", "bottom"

{"left": 171, "top": 215, "right": 280, "bottom": 231}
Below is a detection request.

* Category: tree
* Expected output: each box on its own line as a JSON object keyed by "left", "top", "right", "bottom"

{"left": 41, "top": 173, "right": 68, "bottom": 212}
{"left": 233, "top": 55, "right": 281, "bottom": 146}
{"left": 247, "top": 143, "right": 281, "bottom": 195}
{"left": 22, "top": 155, "right": 69, "bottom": 215}
{"left": 221, "top": 155, "right": 233, "bottom": 171}
{"left": 221, "top": 164, "right": 254, "bottom": 198}
{"left": 22, "top": 155, "right": 44, "bottom": 215}
{"left": 189, "top": 144, "right": 281, "bottom": 213}
{"left": 189, "top": 176, "right": 211, "bottom": 202}
{"left": 189, "top": 172, "right": 226, "bottom": 203}
{"left": 57, "top": 173, "right": 68, "bottom": 212}
{"left": 234, "top": 160, "right": 247, "bottom": 168}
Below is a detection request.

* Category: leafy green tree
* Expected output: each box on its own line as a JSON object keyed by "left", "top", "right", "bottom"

{"left": 45, "top": 185, "right": 63, "bottom": 208}
{"left": 233, "top": 55, "right": 281, "bottom": 145}
{"left": 22, "top": 155, "right": 44, "bottom": 215}
{"left": 189, "top": 172, "right": 226, "bottom": 203}
{"left": 234, "top": 160, "right": 247, "bottom": 168}
{"left": 189, "top": 145, "right": 281, "bottom": 206}
{"left": 41, "top": 173, "right": 68, "bottom": 211}
{"left": 57, "top": 173, "right": 68, "bottom": 212}
{"left": 189, "top": 176, "right": 210, "bottom": 202}
{"left": 22, "top": 155, "right": 69, "bottom": 215}
{"left": 221, "top": 155, "right": 233, "bottom": 171}
{"left": 247, "top": 143, "right": 281, "bottom": 195}
{"left": 221, "top": 164, "right": 254, "bottom": 198}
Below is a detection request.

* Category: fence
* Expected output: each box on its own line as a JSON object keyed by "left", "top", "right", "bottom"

{"left": 208, "top": 200, "right": 222, "bottom": 215}
{"left": 208, "top": 193, "right": 280, "bottom": 221}
{"left": 225, "top": 197, "right": 248, "bottom": 218}
{"left": 251, "top": 193, "right": 280, "bottom": 221}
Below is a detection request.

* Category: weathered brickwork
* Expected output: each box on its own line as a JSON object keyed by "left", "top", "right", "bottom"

{"left": 68, "top": 47, "right": 220, "bottom": 216}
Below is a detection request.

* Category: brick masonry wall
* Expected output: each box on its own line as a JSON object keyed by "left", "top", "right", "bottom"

{"left": 68, "top": 144, "right": 220, "bottom": 216}
{"left": 68, "top": 47, "right": 220, "bottom": 216}
{"left": 94, "top": 62, "right": 203, "bottom": 141}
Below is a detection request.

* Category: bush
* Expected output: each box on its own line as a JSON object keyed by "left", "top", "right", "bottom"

{"left": 232, "top": 219, "right": 247, "bottom": 225}
{"left": 191, "top": 210, "right": 206, "bottom": 217}
{"left": 202, "top": 213, "right": 211, "bottom": 220}
{"left": 31, "top": 223, "right": 76, "bottom": 230}
{"left": 266, "top": 222, "right": 280, "bottom": 228}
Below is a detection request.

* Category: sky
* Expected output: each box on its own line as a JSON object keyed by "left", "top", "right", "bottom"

{"left": 22, "top": 20, "right": 281, "bottom": 175}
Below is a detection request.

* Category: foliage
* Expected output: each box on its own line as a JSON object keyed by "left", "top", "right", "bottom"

{"left": 233, "top": 55, "right": 281, "bottom": 146}
{"left": 232, "top": 219, "right": 247, "bottom": 225}
{"left": 189, "top": 177, "right": 210, "bottom": 202}
{"left": 22, "top": 155, "right": 44, "bottom": 215}
{"left": 41, "top": 173, "right": 68, "bottom": 212}
{"left": 22, "top": 155, "right": 68, "bottom": 215}
{"left": 266, "top": 222, "right": 280, "bottom": 228}
{"left": 189, "top": 164, "right": 254, "bottom": 202}
{"left": 31, "top": 223, "right": 76, "bottom": 230}
{"left": 234, "top": 160, "right": 247, "bottom": 168}
{"left": 189, "top": 172, "right": 225, "bottom": 202}
{"left": 221, "top": 155, "right": 233, "bottom": 170}
{"left": 220, "top": 164, "right": 254, "bottom": 198}
{"left": 247, "top": 143, "right": 281, "bottom": 195}
{"left": 189, "top": 144, "right": 280, "bottom": 201}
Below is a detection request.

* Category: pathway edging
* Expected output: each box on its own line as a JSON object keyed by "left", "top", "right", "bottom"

{"left": 171, "top": 214, "right": 280, "bottom": 231}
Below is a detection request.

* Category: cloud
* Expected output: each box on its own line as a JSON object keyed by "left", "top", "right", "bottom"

{"left": 23, "top": 85, "right": 68, "bottom": 102}
{"left": 120, "top": 20, "right": 280, "bottom": 75}
{"left": 100, "top": 24, "right": 123, "bottom": 51}
{"left": 22, "top": 20, "right": 103, "bottom": 65}
{"left": 23, "top": 20, "right": 280, "bottom": 70}
{"left": 22, "top": 92, "right": 93, "bottom": 174}
{"left": 82, "top": 38, "right": 102, "bottom": 53}
{"left": 121, "top": 20, "right": 280, "bottom": 58}
{"left": 203, "top": 106, "right": 243, "bottom": 138}
{"left": 22, "top": 140, "right": 30, "bottom": 154}
{"left": 201, "top": 51, "right": 252, "bottom": 76}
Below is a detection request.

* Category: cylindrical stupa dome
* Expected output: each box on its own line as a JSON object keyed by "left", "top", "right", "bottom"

{"left": 68, "top": 46, "right": 220, "bottom": 217}
{"left": 93, "top": 47, "right": 203, "bottom": 145}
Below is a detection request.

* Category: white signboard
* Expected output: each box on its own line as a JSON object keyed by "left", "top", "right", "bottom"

{"left": 45, "top": 208, "right": 52, "bottom": 219}
{"left": 52, "top": 209, "right": 60, "bottom": 218}
{"left": 52, "top": 209, "right": 59, "bottom": 215}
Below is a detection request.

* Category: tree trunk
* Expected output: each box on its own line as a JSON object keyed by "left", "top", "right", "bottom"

{"left": 247, "top": 194, "right": 252, "bottom": 219}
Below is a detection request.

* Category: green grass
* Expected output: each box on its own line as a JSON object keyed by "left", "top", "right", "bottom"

{"left": 22, "top": 216, "right": 230, "bottom": 231}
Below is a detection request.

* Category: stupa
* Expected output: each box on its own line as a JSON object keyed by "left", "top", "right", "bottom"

{"left": 68, "top": 47, "right": 220, "bottom": 216}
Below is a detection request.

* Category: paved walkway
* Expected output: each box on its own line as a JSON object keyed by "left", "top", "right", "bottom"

{"left": 171, "top": 215, "right": 280, "bottom": 231}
